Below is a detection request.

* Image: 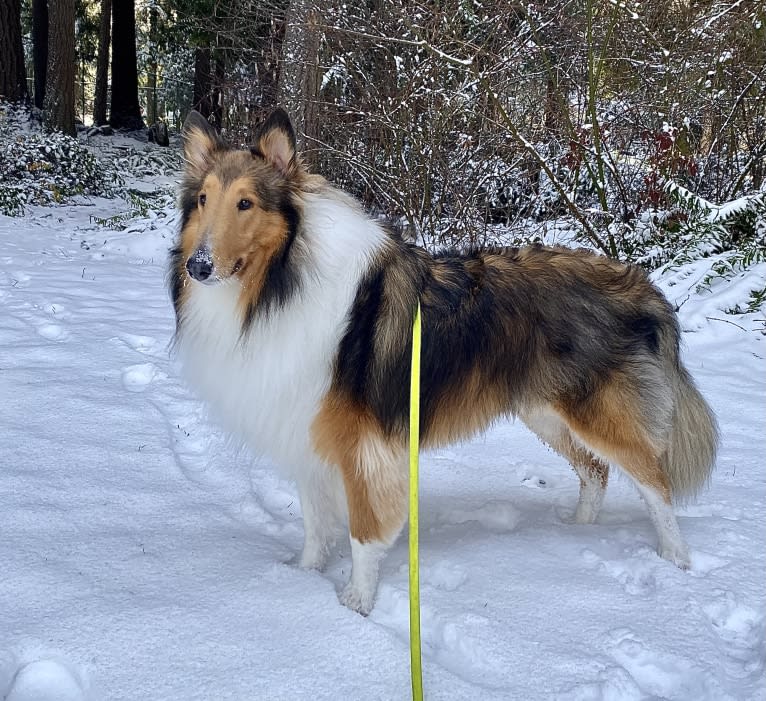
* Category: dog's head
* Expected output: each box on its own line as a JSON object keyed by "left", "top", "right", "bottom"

{"left": 178, "top": 110, "right": 302, "bottom": 294}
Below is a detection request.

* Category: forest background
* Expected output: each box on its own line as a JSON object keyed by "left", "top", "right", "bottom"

{"left": 0, "top": 0, "right": 764, "bottom": 312}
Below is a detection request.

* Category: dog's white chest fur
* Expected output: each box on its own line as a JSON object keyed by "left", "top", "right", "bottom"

{"left": 177, "top": 283, "right": 330, "bottom": 470}
{"left": 175, "top": 194, "right": 387, "bottom": 474}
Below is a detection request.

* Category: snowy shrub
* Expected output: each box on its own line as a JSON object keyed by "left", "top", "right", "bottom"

{"left": 0, "top": 104, "right": 124, "bottom": 215}
{"left": 0, "top": 131, "right": 123, "bottom": 207}
{"left": 107, "top": 147, "right": 183, "bottom": 178}
{"left": 639, "top": 185, "right": 766, "bottom": 267}
{"left": 0, "top": 101, "right": 183, "bottom": 218}
{"left": 89, "top": 189, "right": 176, "bottom": 230}
{"left": 637, "top": 186, "right": 766, "bottom": 312}
{"left": 0, "top": 182, "right": 27, "bottom": 217}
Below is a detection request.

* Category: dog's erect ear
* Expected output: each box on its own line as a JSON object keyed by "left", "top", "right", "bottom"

{"left": 182, "top": 110, "right": 220, "bottom": 177}
{"left": 252, "top": 109, "right": 297, "bottom": 177}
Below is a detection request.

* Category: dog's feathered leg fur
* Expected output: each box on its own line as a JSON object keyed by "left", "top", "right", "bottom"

{"left": 521, "top": 408, "right": 610, "bottom": 525}
{"left": 295, "top": 464, "right": 345, "bottom": 571}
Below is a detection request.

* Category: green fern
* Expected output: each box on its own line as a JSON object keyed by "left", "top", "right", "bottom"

{"left": 650, "top": 183, "right": 766, "bottom": 312}
{"left": 725, "top": 286, "right": 766, "bottom": 315}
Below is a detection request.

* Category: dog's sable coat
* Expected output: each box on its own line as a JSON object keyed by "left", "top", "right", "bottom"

{"left": 170, "top": 109, "right": 719, "bottom": 615}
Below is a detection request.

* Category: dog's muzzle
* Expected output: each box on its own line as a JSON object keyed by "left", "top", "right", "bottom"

{"left": 186, "top": 246, "right": 214, "bottom": 282}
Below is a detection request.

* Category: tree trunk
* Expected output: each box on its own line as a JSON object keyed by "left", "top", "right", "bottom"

{"left": 210, "top": 49, "right": 225, "bottom": 132}
{"left": 0, "top": 0, "right": 28, "bottom": 102}
{"left": 543, "top": 51, "right": 561, "bottom": 139}
{"left": 43, "top": 0, "right": 75, "bottom": 135}
{"left": 110, "top": 0, "right": 144, "bottom": 130}
{"left": 146, "top": 3, "right": 158, "bottom": 125}
{"left": 192, "top": 46, "right": 212, "bottom": 119}
{"left": 257, "top": 40, "right": 280, "bottom": 112}
{"left": 31, "top": 0, "right": 48, "bottom": 109}
{"left": 93, "top": 0, "right": 111, "bottom": 126}
{"left": 278, "top": 2, "right": 320, "bottom": 161}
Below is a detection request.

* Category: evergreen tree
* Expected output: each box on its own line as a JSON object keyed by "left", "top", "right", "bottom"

{"left": 31, "top": 0, "right": 47, "bottom": 109}
{"left": 0, "top": 0, "right": 28, "bottom": 102}
{"left": 110, "top": 0, "right": 143, "bottom": 129}
{"left": 93, "top": 0, "right": 111, "bottom": 125}
{"left": 43, "top": 0, "right": 75, "bottom": 135}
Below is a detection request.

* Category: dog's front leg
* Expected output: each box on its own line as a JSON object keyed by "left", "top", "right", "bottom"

{"left": 339, "top": 538, "right": 391, "bottom": 615}
{"left": 337, "top": 446, "right": 408, "bottom": 615}
{"left": 310, "top": 398, "right": 408, "bottom": 614}
{"left": 295, "top": 464, "right": 345, "bottom": 571}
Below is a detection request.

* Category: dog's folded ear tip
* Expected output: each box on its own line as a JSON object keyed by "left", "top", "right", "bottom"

{"left": 182, "top": 110, "right": 217, "bottom": 139}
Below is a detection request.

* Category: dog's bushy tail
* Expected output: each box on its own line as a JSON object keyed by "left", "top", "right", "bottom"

{"left": 662, "top": 366, "right": 719, "bottom": 500}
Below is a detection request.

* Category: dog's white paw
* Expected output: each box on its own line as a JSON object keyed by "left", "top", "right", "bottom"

{"left": 659, "top": 545, "right": 691, "bottom": 570}
{"left": 286, "top": 543, "right": 328, "bottom": 571}
{"left": 339, "top": 582, "right": 375, "bottom": 616}
{"left": 297, "top": 549, "right": 328, "bottom": 571}
{"left": 285, "top": 543, "right": 328, "bottom": 571}
{"left": 572, "top": 506, "right": 599, "bottom": 524}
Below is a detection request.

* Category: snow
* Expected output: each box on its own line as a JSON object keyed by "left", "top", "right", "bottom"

{"left": 1, "top": 192, "right": 765, "bottom": 700}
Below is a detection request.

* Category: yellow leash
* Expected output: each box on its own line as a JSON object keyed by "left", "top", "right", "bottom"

{"left": 409, "top": 302, "right": 424, "bottom": 701}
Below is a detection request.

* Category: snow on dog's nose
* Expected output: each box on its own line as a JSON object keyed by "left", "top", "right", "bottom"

{"left": 186, "top": 245, "right": 214, "bottom": 282}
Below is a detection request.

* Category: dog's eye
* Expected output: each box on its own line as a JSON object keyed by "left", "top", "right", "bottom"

{"left": 198, "top": 193, "right": 206, "bottom": 207}
{"left": 237, "top": 199, "right": 252, "bottom": 211}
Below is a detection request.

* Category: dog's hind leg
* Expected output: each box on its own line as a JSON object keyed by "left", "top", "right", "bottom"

{"left": 521, "top": 409, "right": 609, "bottom": 524}
{"left": 554, "top": 378, "right": 691, "bottom": 569}
{"left": 594, "top": 446, "right": 689, "bottom": 567}
{"left": 631, "top": 478, "right": 690, "bottom": 568}
{"left": 568, "top": 449, "right": 609, "bottom": 525}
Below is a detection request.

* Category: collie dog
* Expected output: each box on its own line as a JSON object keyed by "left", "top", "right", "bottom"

{"left": 169, "top": 109, "right": 718, "bottom": 614}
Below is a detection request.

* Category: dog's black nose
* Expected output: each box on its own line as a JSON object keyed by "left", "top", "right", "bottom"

{"left": 186, "top": 249, "right": 213, "bottom": 281}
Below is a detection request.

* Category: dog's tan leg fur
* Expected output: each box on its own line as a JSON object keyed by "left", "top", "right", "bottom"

{"left": 556, "top": 380, "right": 671, "bottom": 499}
{"left": 312, "top": 391, "right": 407, "bottom": 614}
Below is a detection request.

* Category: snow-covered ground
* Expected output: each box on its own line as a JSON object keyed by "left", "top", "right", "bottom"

{"left": 0, "top": 185, "right": 764, "bottom": 700}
